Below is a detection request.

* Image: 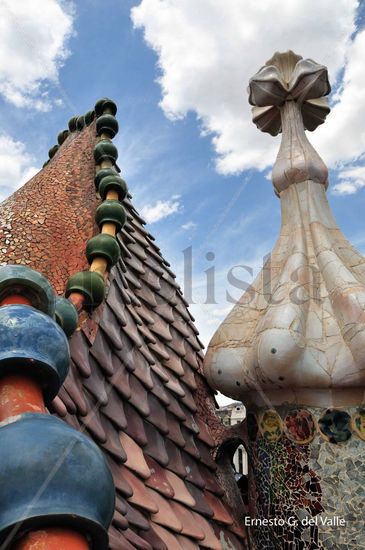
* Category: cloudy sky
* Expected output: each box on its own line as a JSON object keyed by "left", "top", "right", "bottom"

{"left": 1, "top": 1, "right": 365, "bottom": 403}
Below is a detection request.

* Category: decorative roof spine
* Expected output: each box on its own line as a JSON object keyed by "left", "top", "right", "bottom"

{"left": 65, "top": 98, "right": 127, "bottom": 313}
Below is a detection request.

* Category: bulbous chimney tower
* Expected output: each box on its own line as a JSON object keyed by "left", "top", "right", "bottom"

{"left": 204, "top": 51, "right": 365, "bottom": 550}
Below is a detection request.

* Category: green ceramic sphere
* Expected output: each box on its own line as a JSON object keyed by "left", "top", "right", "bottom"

{"left": 94, "top": 98, "right": 117, "bottom": 117}
{"left": 84, "top": 110, "right": 95, "bottom": 125}
{"left": 55, "top": 297, "right": 78, "bottom": 337}
{"left": 76, "top": 116, "right": 85, "bottom": 130}
{"left": 65, "top": 271, "right": 105, "bottom": 310}
{"left": 48, "top": 145, "right": 59, "bottom": 159}
{"left": 95, "top": 200, "right": 126, "bottom": 231}
{"left": 96, "top": 114, "right": 119, "bottom": 139}
{"left": 99, "top": 175, "right": 128, "bottom": 201}
{"left": 94, "top": 168, "right": 117, "bottom": 190}
{"left": 68, "top": 116, "right": 78, "bottom": 132}
{"left": 57, "top": 129, "right": 69, "bottom": 146}
{"left": 85, "top": 234, "right": 120, "bottom": 268}
{"left": 94, "top": 140, "right": 118, "bottom": 165}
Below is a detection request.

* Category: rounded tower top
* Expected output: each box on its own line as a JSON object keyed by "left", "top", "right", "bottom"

{"left": 204, "top": 52, "right": 365, "bottom": 408}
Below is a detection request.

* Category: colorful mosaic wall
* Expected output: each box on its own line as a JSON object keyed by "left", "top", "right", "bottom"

{"left": 246, "top": 406, "right": 365, "bottom": 550}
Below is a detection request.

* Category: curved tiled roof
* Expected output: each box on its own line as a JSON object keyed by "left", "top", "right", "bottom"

{"left": 0, "top": 113, "right": 247, "bottom": 549}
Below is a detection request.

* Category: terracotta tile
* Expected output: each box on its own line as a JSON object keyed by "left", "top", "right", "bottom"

{"left": 120, "top": 432, "right": 151, "bottom": 479}
{"left": 149, "top": 315, "right": 172, "bottom": 342}
{"left": 180, "top": 426, "right": 200, "bottom": 459}
{"left": 154, "top": 302, "right": 174, "bottom": 323}
{"left": 109, "top": 355, "right": 131, "bottom": 400}
{"left": 114, "top": 333, "right": 136, "bottom": 372}
{"left": 195, "top": 417, "right": 215, "bottom": 447}
{"left": 166, "top": 412, "right": 185, "bottom": 448}
{"left": 106, "top": 457, "right": 133, "bottom": 498}
{"left": 109, "top": 526, "right": 136, "bottom": 550}
{"left": 185, "top": 481, "right": 214, "bottom": 518}
{"left": 150, "top": 370, "right": 170, "bottom": 403}
{"left": 164, "top": 440, "right": 187, "bottom": 478}
{"left": 50, "top": 395, "right": 67, "bottom": 417}
{"left": 107, "top": 291, "right": 128, "bottom": 329}
{"left": 124, "top": 528, "right": 153, "bottom": 550}
{"left": 81, "top": 407, "right": 107, "bottom": 443}
{"left": 144, "top": 456, "right": 175, "bottom": 498}
{"left": 164, "top": 469, "right": 196, "bottom": 508}
{"left": 149, "top": 489, "right": 183, "bottom": 533}
{"left": 195, "top": 439, "right": 217, "bottom": 471}
{"left": 149, "top": 340, "right": 170, "bottom": 361}
{"left": 141, "top": 268, "right": 161, "bottom": 292}
{"left": 180, "top": 361, "right": 198, "bottom": 390}
{"left": 166, "top": 392, "right": 186, "bottom": 421}
{"left": 147, "top": 393, "right": 168, "bottom": 434}
{"left": 150, "top": 524, "right": 184, "bottom": 550}
{"left": 198, "top": 465, "right": 225, "bottom": 496}
{"left": 175, "top": 535, "right": 200, "bottom": 550}
{"left": 135, "top": 353, "right": 155, "bottom": 390}
{"left": 124, "top": 501, "right": 150, "bottom": 532}
{"left": 100, "top": 416, "right": 127, "bottom": 462}
{"left": 63, "top": 361, "right": 88, "bottom": 415}
{"left": 69, "top": 331, "right": 91, "bottom": 377}
{"left": 113, "top": 509, "right": 129, "bottom": 531}
{"left": 204, "top": 490, "right": 234, "bottom": 526}
{"left": 90, "top": 330, "right": 114, "bottom": 376}
{"left": 191, "top": 511, "right": 222, "bottom": 550}
{"left": 181, "top": 451, "right": 205, "bottom": 488}
{"left": 99, "top": 304, "right": 123, "bottom": 350}
{"left": 143, "top": 421, "right": 169, "bottom": 466}
{"left": 124, "top": 402, "right": 148, "bottom": 447}
{"left": 122, "top": 466, "right": 158, "bottom": 514}
{"left": 58, "top": 387, "right": 77, "bottom": 414}
{"left": 138, "top": 526, "right": 167, "bottom": 550}
{"left": 161, "top": 350, "right": 184, "bottom": 376}
{"left": 128, "top": 375, "right": 150, "bottom": 417}
{"left": 100, "top": 387, "right": 127, "bottom": 430}
{"left": 179, "top": 383, "right": 198, "bottom": 412}
{"left": 169, "top": 501, "right": 205, "bottom": 540}
{"left": 165, "top": 373, "right": 185, "bottom": 397}
{"left": 83, "top": 356, "right": 108, "bottom": 405}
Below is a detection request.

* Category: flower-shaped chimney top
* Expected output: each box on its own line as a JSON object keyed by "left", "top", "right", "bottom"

{"left": 204, "top": 52, "right": 365, "bottom": 408}
{"left": 249, "top": 50, "right": 330, "bottom": 136}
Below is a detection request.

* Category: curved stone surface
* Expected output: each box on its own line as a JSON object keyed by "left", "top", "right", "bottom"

{"left": 204, "top": 52, "right": 365, "bottom": 407}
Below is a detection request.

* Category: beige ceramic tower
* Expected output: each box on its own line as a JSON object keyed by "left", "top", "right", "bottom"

{"left": 204, "top": 51, "right": 365, "bottom": 550}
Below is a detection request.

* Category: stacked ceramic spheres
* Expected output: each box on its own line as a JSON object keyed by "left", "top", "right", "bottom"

{"left": 65, "top": 98, "right": 127, "bottom": 312}
{"left": 0, "top": 266, "right": 115, "bottom": 548}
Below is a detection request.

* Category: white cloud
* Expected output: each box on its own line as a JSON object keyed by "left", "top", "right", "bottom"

{"left": 0, "top": 134, "right": 39, "bottom": 202}
{"left": 0, "top": 0, "right": 74, "bottom": 110}
{"left": 131, "top": 0, "right": 360, "bottom": 175}
{"left": 332, "top": 165, "right": 365, "bottom": 195}
{"left": 140, "top": 196, "right": 181, "bottom": 223}
{"left": 181, "top": 221, "right": 197, "bottom": 231}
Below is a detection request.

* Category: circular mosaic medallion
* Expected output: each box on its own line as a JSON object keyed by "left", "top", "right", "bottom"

{"left": 259, "top": 410, "right": 282, "bottom": 441}
{"left": 318, "top": 409, "right": 352, "bottom": 444}
{"left": 247, "top": 413, "right": 259, "bottom": 442}
{"left": 352, "top": 409, "right": 365, "bottom": 441}
{"left": 284, "top": 409, "right": 316, "bottom": 444}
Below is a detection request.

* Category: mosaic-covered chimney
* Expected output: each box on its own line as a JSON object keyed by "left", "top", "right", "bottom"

{"left": 204, "top": 51, "right": 365, "bottom": 549}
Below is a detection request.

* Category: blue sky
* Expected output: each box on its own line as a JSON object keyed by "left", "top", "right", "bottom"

{"left": 0, "top": 1, "right": 365, "bottom": 404}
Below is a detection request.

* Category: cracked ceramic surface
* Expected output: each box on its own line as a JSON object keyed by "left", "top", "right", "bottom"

{"left": 204, "top": 52, "right": 365, "bottom": 407}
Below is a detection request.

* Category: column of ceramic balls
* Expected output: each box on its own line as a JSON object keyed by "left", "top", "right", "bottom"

{"left": 65, "top": 98, "right": 127, "bottom": 313}
{"left": 0, "top": 266, "right": 115, "bottom": 550}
